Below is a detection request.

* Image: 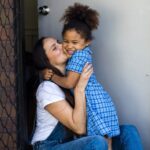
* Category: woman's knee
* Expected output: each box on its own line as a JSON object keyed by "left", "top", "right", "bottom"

{"left": 120, "top": 124, "right": 140, "bottom": 137}
{"left": 89, "top": 135, "right": 108, "bottom": 150}
{"left": 119, "top": 124, "right": 143, "bottom": 145}
{"left": 119, "top": 125, "right": 143, "bottom": 149}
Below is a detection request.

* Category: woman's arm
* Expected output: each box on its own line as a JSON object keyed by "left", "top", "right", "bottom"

{"left": 45, "top": 63, "right": 93, "bottom": 134}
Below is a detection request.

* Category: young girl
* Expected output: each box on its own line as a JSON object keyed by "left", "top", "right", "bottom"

{"left": 43, "top": 3, "right": 120, "bottom": 149}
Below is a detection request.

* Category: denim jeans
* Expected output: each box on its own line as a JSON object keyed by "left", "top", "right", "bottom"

{"left": 33, "top": 123, "right": 143, "bottom": 150}
{"left": 112, "top": 125, "right": 143, "bottom": 150}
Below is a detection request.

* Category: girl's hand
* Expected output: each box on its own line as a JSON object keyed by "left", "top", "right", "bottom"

{"left": 75, "top": 63, "right": 93, "bottom": 91}
{"left": 40, "top": 68, "right": 54, "bottom": 80}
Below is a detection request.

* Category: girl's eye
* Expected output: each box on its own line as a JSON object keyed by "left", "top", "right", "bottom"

{"left": 73, "top": 42, "right": 78, "bottom": 44}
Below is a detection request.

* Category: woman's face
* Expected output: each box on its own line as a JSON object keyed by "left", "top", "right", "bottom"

{"left": 43, "top": 37, "right": 68, "bottom": 67}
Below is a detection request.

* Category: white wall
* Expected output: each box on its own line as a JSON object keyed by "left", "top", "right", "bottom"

{"left": 91, "top": 1, "right": 150, "bottom": 149}
{"left": 38, "top": 0, "right": 150, "bottom": 149}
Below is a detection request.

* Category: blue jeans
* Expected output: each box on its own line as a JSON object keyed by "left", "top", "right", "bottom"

{"left": 33, "top": 123, "right": 143, "bottom": 150}
{"left": 112, "top": 125, "right": 143, "bottom": 150}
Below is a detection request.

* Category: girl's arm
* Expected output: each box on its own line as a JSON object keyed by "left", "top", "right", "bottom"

{"left": 45, "top": 64, "right": 93, "bottom": 134}
{"left": 41, "top": 69, "right": 80, "bottom": 89}
{"left": 52, "top": 71, "right": 80, "bottom": 89}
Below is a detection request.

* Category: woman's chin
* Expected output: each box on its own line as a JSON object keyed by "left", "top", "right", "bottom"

{"left": 65, "top": 53, "right": 72, "bottom": 58}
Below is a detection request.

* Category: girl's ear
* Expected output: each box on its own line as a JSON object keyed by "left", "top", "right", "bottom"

{"left": 86, "top": 40, "right": 92, "bottom": 46}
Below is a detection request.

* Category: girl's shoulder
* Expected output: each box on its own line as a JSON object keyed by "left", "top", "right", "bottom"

{"left": 73, "top": 47, "right": 92, "bottom": 57}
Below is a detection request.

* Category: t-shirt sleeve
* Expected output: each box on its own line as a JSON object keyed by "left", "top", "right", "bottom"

{"left": 36, "top": 81, "right": 65, "bottom": 108}
{"left": 66, "top": 51, "right": 89, "bottom": 74}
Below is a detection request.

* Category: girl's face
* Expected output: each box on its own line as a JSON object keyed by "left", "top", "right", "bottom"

{"left": 62, "top": 29, "right": 91, "bottom": 57}
{"left": 43, "top": 37, "right": 68, "bottom": 67}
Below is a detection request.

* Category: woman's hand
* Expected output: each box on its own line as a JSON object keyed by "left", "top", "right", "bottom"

{"left": 45, "top": 63, "right": 93, "bottom": 134}
{"left": 75, "top": 63, "right": 93, "bottom": 91}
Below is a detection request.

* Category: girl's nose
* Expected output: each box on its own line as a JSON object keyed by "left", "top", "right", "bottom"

{"left": 66, "top": 43, "right": 72, "bottom": 49}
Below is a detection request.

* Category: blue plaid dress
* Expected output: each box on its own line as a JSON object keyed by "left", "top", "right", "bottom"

{"left": 66, "top": 47, "right": 120, "bottom": 137}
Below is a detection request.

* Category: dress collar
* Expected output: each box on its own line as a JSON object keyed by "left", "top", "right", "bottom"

{"left": 84, "top": 46, "right": 92, "bottom": 54}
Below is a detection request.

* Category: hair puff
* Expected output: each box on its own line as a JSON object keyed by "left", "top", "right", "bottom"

{"left": 60, "top": 3, "right": 99, "bottom": 30}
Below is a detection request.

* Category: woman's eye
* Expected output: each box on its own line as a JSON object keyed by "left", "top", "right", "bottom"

{"left": 57, "top": 40, "right": 62, "bottom": 44}
{"left": 52, "top": 47, "right": 56, "bottom": 51}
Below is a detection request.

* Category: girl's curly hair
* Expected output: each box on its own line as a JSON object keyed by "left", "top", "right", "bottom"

{"left": 60, "top": 3, "right": 99, "bottom": 30}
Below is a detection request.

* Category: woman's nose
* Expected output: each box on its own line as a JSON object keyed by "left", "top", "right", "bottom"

{"left": 58, "top": 42, "right": 62, "bottom": 47}
{"left": 59, "top": 44, "right": 63, "bottom": 50}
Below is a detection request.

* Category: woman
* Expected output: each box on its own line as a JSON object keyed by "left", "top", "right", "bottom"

{"left": 31, "top": 37, "right": 143, "bottom": 150}
{"left": 31, "top": 37, "right": 107, "bottom": 150}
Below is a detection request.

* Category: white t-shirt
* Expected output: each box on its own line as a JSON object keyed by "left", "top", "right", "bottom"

{"left": 31, "top": 81, "right": 65, "bottom": 145}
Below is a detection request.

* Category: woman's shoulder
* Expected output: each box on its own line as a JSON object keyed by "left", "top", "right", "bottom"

{"left": 36, "top": 81, "right": 65, "bottom": 108}
{"left": 37, "top": 81, "right": 65, "bottom": 96}
{"left": 38, "top": 80, "right": 59, "bottom": 89}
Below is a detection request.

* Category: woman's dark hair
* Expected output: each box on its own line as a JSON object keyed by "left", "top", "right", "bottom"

{"left": 32, "top": 37, "right": 75, "bottom": 107}
{"left": 60, "top": 3, "right": 99, "bottom": 40}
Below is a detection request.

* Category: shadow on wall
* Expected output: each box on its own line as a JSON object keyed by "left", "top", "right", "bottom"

{"left": 25, "top": 52, "right": 39, "bottom": 150}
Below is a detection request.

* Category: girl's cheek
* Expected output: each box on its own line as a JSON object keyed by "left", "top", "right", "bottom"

{"left": 62, "top": 43, "right": 67, "bottom": 48}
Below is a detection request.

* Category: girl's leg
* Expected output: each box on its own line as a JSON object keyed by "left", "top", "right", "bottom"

{"left": 112, "top": 125, "right": 143, "bottom": 150}
{"left": 107, "top": 138, "right": 112, "bottom": 150}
